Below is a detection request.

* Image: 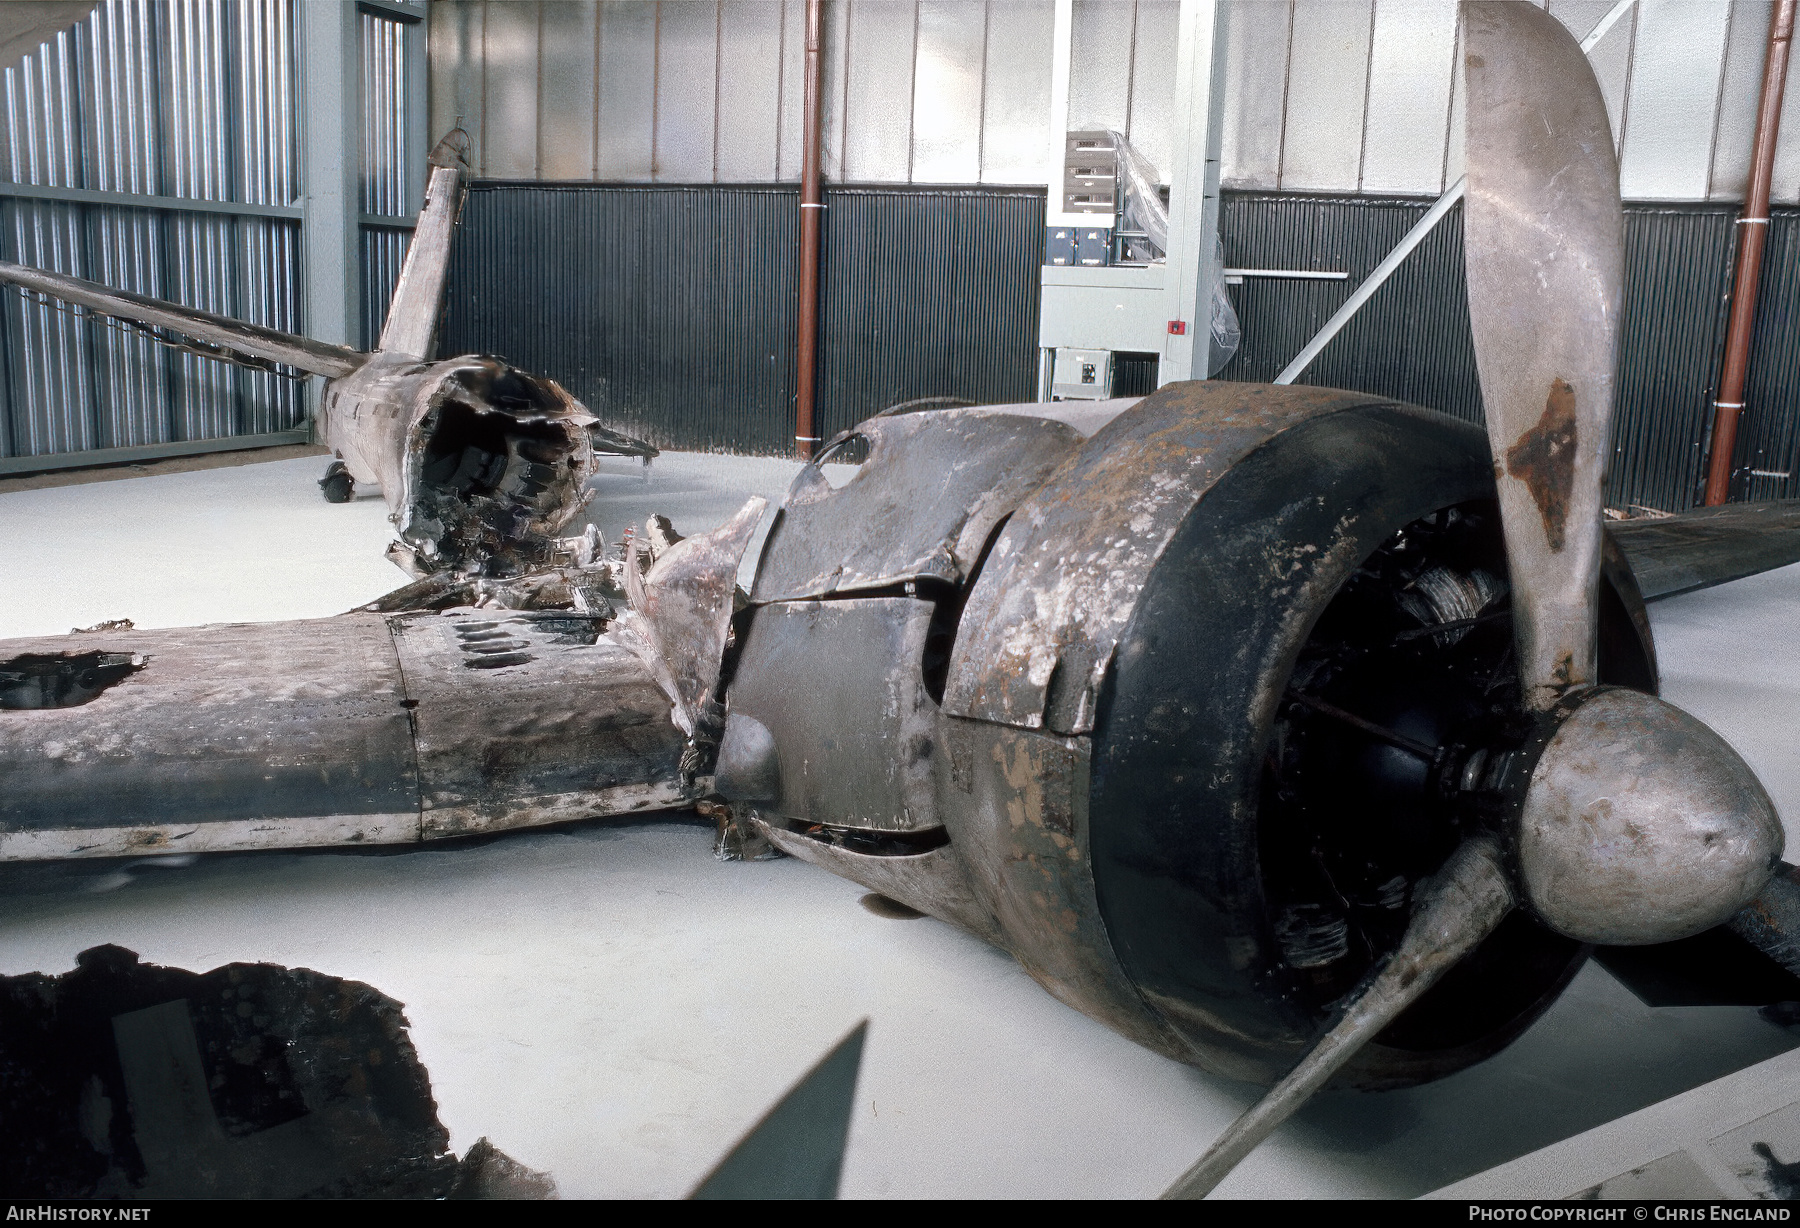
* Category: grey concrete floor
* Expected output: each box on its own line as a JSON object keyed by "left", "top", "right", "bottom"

{"left": 1, "top": 450, "right": 1798, "bottom": 1198}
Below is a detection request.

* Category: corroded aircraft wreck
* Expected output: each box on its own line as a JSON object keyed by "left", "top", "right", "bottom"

{"left": 0, "top": 130, "right": 657, "bottom": 581}
{"left": 5, "top": 2, "right": 1800, "bottom": 1198}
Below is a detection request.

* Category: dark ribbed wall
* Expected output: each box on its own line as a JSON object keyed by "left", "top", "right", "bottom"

{"left": 1217, "top": 193, "right": 1800, "bottom": 511}
{"left": 442, "top": 182, "right": 1800, "bottom": 511}
{"left": 440, "top": 182, "right": 1043, "bottom": 455}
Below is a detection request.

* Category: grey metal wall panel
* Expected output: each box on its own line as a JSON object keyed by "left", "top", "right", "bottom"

{"left": 776, "top": 0, "right": 805, "bottom": 180}
{"left": 1709, "top": 0, "right": 1771, "bottom": 201}
{"left": 911, "top": 0, "right": 985, "bottom": 184}
{"left": 1549, "top": 0, "right": 1636, "bottom": 150}
{"left": 1773, "top": 14, "right": 1800, "bottom": 205}
{"left": 1441, "top": 8, "right": 1465, "bottom": 186}
{"left": 841, "top": 1, "right": 919, "bottom": 182}
{"left": 716, "top": 0, "right": 784, "bottom": 183}
{"left": 978, "top": 0, "right": 1052, "bottom": 184}
{"left": 536, "top": 0, "right": 598, "bottom": 180}
{"left": 1360, "top": 0, "right": 1456, "bottom": 195}
{"left": 654, "top": 0, "right": 720, "bottom": 180}
{"left": 1066, "top": 0, "right": 1134, "bottom": 133}
{"left": 438, "top": 181, "right": 1041, "bottom": 454}
{"left": 595, "top": 1, "right": 657, "bottom": 181}
{"left": 429, "top": 0, "right": 485, "bottom": 163}
{"left": 429, "top": 0, "right": 1800, "bottom": 201}
{"left": 1617, "top": 0, "right": 1731, "bottom": 201}
{"left": 819, "top": 0, "right": 853, "bottom": 179}
{"left": 0, "top": 0, "right": 304, "bottom": 462}
{"left": 1126, "top": 1, "right": 1178, "bottom": 176}
{"left": 481, "top": 0, "right": 540, "bottom": 178}
{"left": 1279, "top": 0, "right": 1373, "bottom": 191}
{"left": 1217, "top": 0, "right": 1290, "bottom": 191}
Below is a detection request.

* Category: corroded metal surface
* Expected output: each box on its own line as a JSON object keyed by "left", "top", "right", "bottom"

{"left": 944, "top": 381, "right": 1400, "bottom": 735}
{"left": 0, "top": 944, "right": 555, "bottom": 1198}
{"left": 0, "top": 616, "right": 417, "bottom": 858}
{"left": 1517, "top": 687, "right": 1782, "bottom": 946}
{"left": 1730, "top": 862, "right": 1800, "bottom": 977}
{"left": 379, "top": 165, "right": 464, "bottom": 360}
{"left": 1164, "top": 838, "right": 1517, "bottom": 1200}
{"left": 1463, "top": 1, "right": 1622, "bottom": 709}
{"left": 1607, "top": 499, "right": 1800, "bottom": 601}
{"left": 936, "top": 717, "right": 1197, "bottom": 1062}
{"left": 324, "top": 352, "right": 604, "bottom": 578}
{"left": 755, "top": 818, "right": 1002, "bottom": 945}
{"left": 727, "top": 597, "right": 939, "bottom": 833}
{"left": 611, "top": 497, "right": 768, "bottom": 736}
{"left": 750, "top": 409, "right": 1082, "bottom": 603}
{"left": 389, "top": 609, "right": 690, "bottom": 840}
{"left": 0, "top": 260, "right": 364, "bottom": 378}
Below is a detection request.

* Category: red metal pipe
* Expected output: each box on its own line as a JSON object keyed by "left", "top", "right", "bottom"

{"left": 795, "top": 0, "right": 824, "bottom": 461}
{"left": 1703, "top": 0, "right": 1795, "bottom": 506}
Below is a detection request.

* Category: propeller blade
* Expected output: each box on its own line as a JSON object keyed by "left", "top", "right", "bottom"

{"left": 1162, "top": 839, "right": 1516, "bottom": 1200}
{"left": 1463, "top": 1, "right": 1623, "bottom": 710}
{"left": 688, "top": 1020, "right": 867, "bottom": 1200}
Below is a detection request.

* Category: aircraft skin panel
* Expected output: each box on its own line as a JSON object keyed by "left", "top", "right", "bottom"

{"left": 0, "top": 811, "right": 421, "bottom": 862}
{"left": 1606, "top": 500, "right": 1800, "bottom": 601}
{"left": 378, "top": 165, "right": 465, "bottom": 359}
{"left": 0, "top": 260, "right": 364, "bottom": 378}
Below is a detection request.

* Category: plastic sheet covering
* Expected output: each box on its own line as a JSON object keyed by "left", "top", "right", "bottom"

{"left": 1107, "top": 130, "right": 1239, "bottom": 375}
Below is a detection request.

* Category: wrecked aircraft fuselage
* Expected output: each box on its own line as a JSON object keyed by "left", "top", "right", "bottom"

{"left": 0, "top": 382, "right": 1656, "bottom": 1091}
{"left": 320, "top": 351, "right": 606, "bottom": 578}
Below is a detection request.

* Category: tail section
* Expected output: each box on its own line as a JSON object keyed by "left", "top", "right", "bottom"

{"left": 378, "top": 163, "right": 466, "bottom": 360}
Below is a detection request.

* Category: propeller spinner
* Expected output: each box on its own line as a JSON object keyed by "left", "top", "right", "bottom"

{"left": 1166, "top": 1, "right": 1782, "bottom": 1198}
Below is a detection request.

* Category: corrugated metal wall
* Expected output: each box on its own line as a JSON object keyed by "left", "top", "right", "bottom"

{"left": 431, "top": 0, "right": 1800, "bottom": 205}
{"left": 0, "top": 0, "right": 307, "bottom": 461}
{"left": 440, "top": 181, "right": 1799, "bottom": 509}
{"left": 1216, "top": 193, "right": 1800, "bottom": 512}
{"left": 439, "top": 181, "right": 1042, "bottom": 453}
{"left": 361, "top": 6, "right": 417, "bottom": 348}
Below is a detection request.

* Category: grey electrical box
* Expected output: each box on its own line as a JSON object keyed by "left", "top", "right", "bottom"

{"left": 1050, "top": 347, "right": 1113, "bottom": 401}
{"left": 1062, "top": 131, "right": 1117, "bottom": 217}
{"left": 1075, "top": 227, "right": 1110, "bottom": 266}
{"left": 1044, "top": 226, "right": 1077, "bottom": 266}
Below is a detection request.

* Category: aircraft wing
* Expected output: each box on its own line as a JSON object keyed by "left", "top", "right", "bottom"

{"left": 1607, "top": 500, "right": 1800, "bottom": 602}
{"left": 0, "top": 260, "right": 365, "bottom": 379}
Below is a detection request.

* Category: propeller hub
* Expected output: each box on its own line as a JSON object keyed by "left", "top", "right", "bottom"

{"left": 1515, "top": 687, "right": 1783, "bottom": 946}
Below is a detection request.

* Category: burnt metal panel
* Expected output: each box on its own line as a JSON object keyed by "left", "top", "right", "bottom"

{"left": 388, "top": 609, "right": 689, "bottom": 839}
{"left": 1606, "top": 500, "right": 1800, "bottom": 602}
{"left": 944, "top": 381, "right": 1401, "bottom": 736}
{"left": 438, "top": 182, "right": 1044, "bottom": 455}
{"left": 0, "top": 615, "right": 418, "bottom": 848}
{"left": 727, "top": 597, "right": 938, "bottom": 834}
{"left": 750, "top": 408, "right": 1082, "bottom": 603}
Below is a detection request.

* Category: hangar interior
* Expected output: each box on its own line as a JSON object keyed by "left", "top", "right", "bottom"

{"left": 4, "top": 0, "right": 1800, "bottom": 1202}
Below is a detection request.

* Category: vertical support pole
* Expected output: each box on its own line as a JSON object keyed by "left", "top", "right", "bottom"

{"left": 300, "top": 0, "right": 361, "bottom": 436}
{"left": 1159, "top": 0, "right": 1224, "bottom": 385}
{"left": 1036, "top": 0, "right": 1074, "bottom": 402}
{"left": 795, "top": 0, "right": 824, "bottom": 461}
{"left": 1704, "top": 0, "right": 1795, "bottom": 506}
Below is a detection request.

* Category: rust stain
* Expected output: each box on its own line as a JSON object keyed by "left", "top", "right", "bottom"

{"left": 1505, "top": 378, "right": 1579, "bottom": 551}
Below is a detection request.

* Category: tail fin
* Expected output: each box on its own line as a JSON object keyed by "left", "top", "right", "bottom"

{"left": 377, "top": 163, "right": 466, "bottom": 359}
{"left": 0, "top": 261, "right": 363, "bottom": 378}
